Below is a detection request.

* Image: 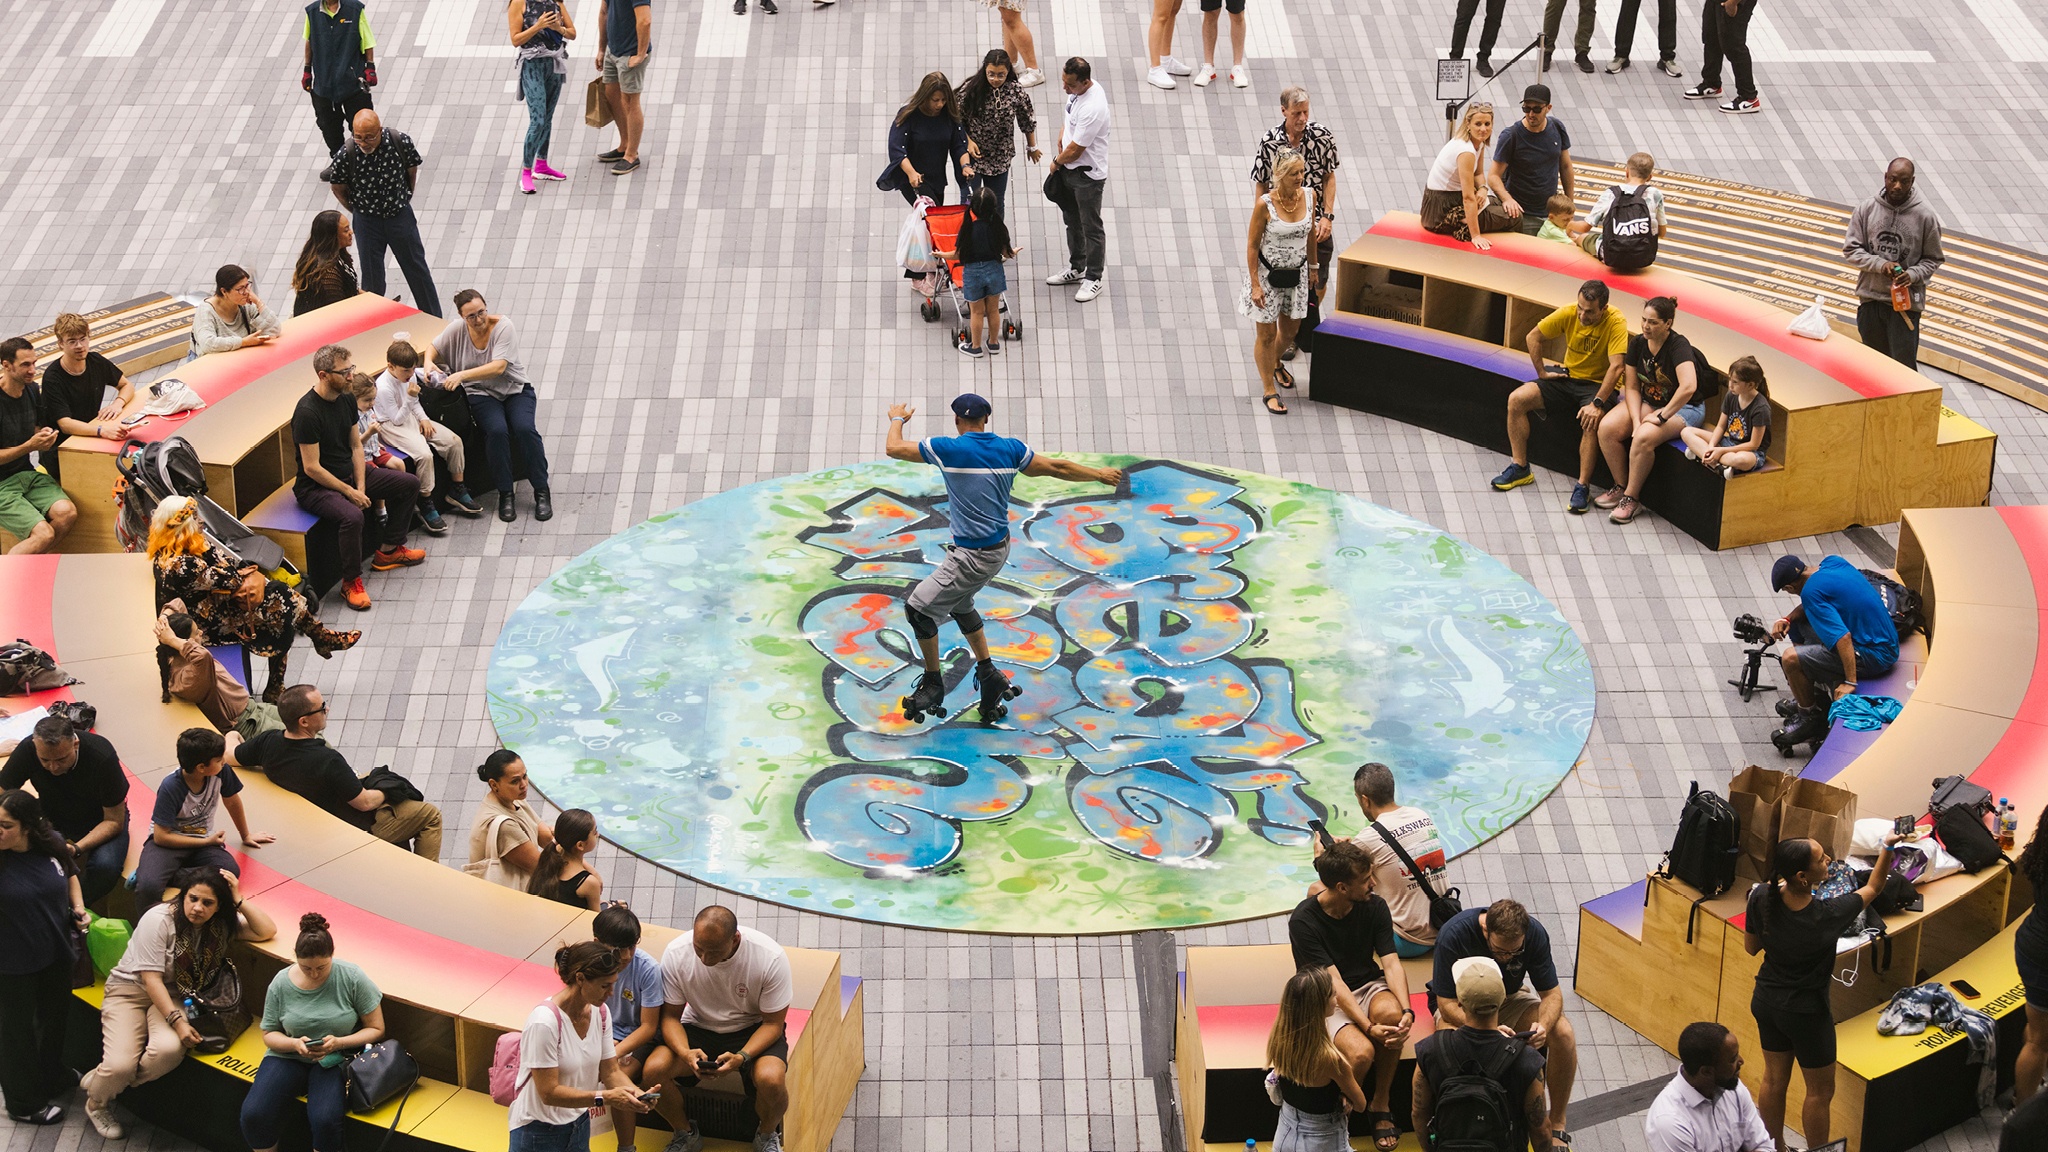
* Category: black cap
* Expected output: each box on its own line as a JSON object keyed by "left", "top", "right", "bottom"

{"left": 1522, "top": 83, "right": 1552, "bottom": 106}
{"left": 1770, "top": 555, "right": 1805, "bottom": 592}
{"left": 951, "top": 393, "right": 992, "bottom": 420}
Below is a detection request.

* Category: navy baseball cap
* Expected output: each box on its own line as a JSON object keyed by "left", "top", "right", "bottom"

{"left": 952, "top": 393, "right": 992, "bottom": 420}
{"left": 1771, "top": 555, "right": 1805, "bottom": 592}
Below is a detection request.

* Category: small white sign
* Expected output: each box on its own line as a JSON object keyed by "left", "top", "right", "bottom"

{"left": 1436, "top": 59, "right": 1472, "bottom": 103}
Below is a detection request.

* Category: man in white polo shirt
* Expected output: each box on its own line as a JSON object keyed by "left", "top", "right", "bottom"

{"left": 1044, "top": 56, "right": 1111, "bottom": 303}
{"left": 658, "top": 906, "right": 794, "bottom": 1152}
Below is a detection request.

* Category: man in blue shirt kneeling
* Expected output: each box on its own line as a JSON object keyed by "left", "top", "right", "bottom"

{"left": 1769, "top": 553, "right": 1899, "bottom": 748}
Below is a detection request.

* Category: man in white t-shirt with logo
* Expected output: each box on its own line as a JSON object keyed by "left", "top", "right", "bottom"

{"left": 1331, "top": 762, "right": 1453, "bottom": 957}
{"left": 658, "top": 906, "right": 795, "bottom": 1152}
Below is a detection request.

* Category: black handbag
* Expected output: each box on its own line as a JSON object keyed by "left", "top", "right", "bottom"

{"left": 181, "top": 958, "right": 251, "bottom": 1056}
{"left": 344, "top": 1039, "right": 420, "bottom": 1113}
{"left": 70, "top": 923, "right": 96, "bottom": 989}
{"left": 1259, "top": 251, "right": 1304, "bottom": 290}
{"left": 1370, "top": 820, "right": 1463, "bottom": 929}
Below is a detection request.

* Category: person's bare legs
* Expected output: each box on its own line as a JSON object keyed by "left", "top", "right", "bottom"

{"left": 1595, "top": 403, "right": 1636, "bottom": 490}
{"left": 752, "top": 1056, "right": 790, "bottom": 1135}
{"left": 1226, "top": 9, "right": 1246, "bottom": 64}
{"left": 965, "top": 297, "right": 986, "bottom": 350}
{"left": 2016, "top": 1004, "right": 2048, "bottom": 1105}
{"left": 984, "top": 298, "right": 1002, "bottom": 349}
{"left": 1255, "top": 319, "right": 1282, "bottom": 407}
{"left": 916, "top": 622, "right": 992, "bottom": 674}
{"left": 604, "top": 81, "right": 629, "bottom": 154}
{"left": 1677, "top": 423, "right": 1715, "bottom": 459}
{"left": 1201, "top": 10, "right": 1219, "bottom": 65}
{"left": 621, "top": 92, "right": 644, "bottom": 162}
{"left": 1148, "top": 0, "right": 1184, "bottom": 66}
{"left": 1331, "top": 1022, "right": 1374, "bottom": 1111}
{"left": 1364, "top": 990, "right": 1407, "bottom": 1116}
{"left": 1000, "top": 9, "right": 1039, "bottom": 72}
{"left": 1798, "top": 1062, "right": 1836, "bottom": 1148}
{"left": 8, "top": 502, "right": 74, "bottom": 555}
{"left": 1542, "top": 1013, "right": 1577, "bottom": 1133}
{"left": 1624, "top": 414, "right": 1686, "bottom": 497}
{"left": 1756, "top": 1048, "right": 1795, "bottom": 1152}
{"left": 1505, "top": 382, "right": 1543, "bottom": 465}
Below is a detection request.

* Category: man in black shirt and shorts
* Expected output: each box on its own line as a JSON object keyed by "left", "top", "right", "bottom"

{"left": 1289, "top": 839, "right": 1415, "bottom": 1151}
{"left": 39, "top": 312, "right": 135, "bottom": 485}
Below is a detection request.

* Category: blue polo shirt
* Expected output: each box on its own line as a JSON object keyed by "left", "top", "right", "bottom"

{"left": 1429, "top": 908, "right": 1559, "bottom": 1001}
{"left": 1800, "top": 554, "right": 1898, "bottom": 666}
{"left": 918, "top": 432, "right": 1033, "bottom": 549}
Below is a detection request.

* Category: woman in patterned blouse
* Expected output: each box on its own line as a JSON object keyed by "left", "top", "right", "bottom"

{"left": 146, "top": 497, "right": 359, "bottom": 702}
{"left": 958, "top": 50, "right": 1040, "bottom": 215}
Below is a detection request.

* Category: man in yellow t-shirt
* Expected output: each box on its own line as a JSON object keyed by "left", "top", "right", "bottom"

{"left": 1490, "top": 278, "right": 1628, "bottom": 514}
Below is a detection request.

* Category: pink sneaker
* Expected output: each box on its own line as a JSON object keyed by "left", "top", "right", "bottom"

{"left": 533, "top": 159, "right": 567, "bottom": 181}
{"left": 519, "top": 168, "right": 536, "bottom": 195}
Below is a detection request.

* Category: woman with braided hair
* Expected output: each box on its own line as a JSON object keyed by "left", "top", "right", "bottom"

{"left": 147, "top": 496, "right": 359, "bottom": 702}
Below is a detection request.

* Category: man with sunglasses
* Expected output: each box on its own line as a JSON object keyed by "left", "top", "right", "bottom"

{"left": 1490, "top": 85, "right": 1574, "bottom": 237}
{"left": 292, "top": 343, "right": 425, "bottom": 611}
{"left": 1430, "top": 899, "right": 1579, "bottom": 1147}
{"left": 229, "top": 685, "right": 443, "bottom": 859}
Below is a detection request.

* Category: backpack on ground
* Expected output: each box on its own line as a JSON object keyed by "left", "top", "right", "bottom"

{"left": 1599, "top": 185, "right": 1659, "bottom": 271}
{"left": 1425, "top": 1031, "right": 1525, "bottom": 1152}
{"left": 1861, "top": 569, "right": 1927, "bottom": 638}
{"left": 1654, "top": 782, "right": 1739, "bottom": 943}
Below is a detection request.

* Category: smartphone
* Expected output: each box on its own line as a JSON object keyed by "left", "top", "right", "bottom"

{"left": 1893, "top": 814, "right": 1918, "bottom": 838}
{"left": 1306, "top": 818, "right": 1338, "bottom": 852}
{"left": 696, "top": 1057, "right": 719, "bottom": 1073}
{"left": 637, "top": 1089, "right": 661, "bottom": 1104}
{"left": 1952, "top": 979, "right": 1981, "bottom": 999}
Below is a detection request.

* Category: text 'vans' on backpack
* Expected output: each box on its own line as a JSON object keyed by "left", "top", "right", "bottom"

{"left": 1425, "top": 1030, "right": 1526, "bottom": 1152}
{"left": 1600, "top": 185, "right": 1659, "bottom": 271}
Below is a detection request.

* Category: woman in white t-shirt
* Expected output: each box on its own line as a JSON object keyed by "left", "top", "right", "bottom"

{"left": 1420, "top": 104, "right": 1511, "bottom": 250}
{"left": 80, "top": 867, "right": 275, "bottom": 1139}
{"left": 509, "top": 941, "right": 650, "bottom": 1152}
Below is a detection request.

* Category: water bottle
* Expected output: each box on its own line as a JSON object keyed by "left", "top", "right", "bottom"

{"left": 1998, "top": 798, "right": 2018, "bottom": 852}
{"left": 182, "top": 996, "right": 199, "bottom": 1023}
{"left": 1245, "top": 1140, "right": 1257, "bottom": 1152}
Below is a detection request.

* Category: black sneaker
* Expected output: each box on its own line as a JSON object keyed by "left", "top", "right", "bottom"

{"left": 416, "top": 504, "right": 449, "bottom": 536}
{"left": 445, "top": 483, "right": 483, "bottom": 516}
{"left": 1475, "top": 56, "right": 1494, "bottom": 78}
{"left": 1574, "top": 51, "right": 1594, "bottom": 72}
{"left": 761, "top": 0, "right": 778, "bottom": 11}
{"left": 1682, "top": 82, "right": 1722, "bottom": 100}
{"left": 733, "top": 0, "right": 745, "bottom": 11}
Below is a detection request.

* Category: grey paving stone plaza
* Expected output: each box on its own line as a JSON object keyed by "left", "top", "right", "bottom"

{"left": 5, "top": 0, "right": 2047, "bottom": 1149}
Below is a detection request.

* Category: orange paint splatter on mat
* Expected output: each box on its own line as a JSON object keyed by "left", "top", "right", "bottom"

{"left": 834, "top": 593, "right": 896, "bottom": 656}
{"left": 1081, "top": 791, "right": 1163, "bottom": 857}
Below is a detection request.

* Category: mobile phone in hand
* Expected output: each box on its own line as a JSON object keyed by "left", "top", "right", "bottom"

{"left": 637, "top": 1089, "right": 661, "bottom": 1104}
{"left": 1306, "top": 818, "right": 1337, "bottom": 852}
{"left": 1893, "top": 814, "right": 1918, "bottom": 838}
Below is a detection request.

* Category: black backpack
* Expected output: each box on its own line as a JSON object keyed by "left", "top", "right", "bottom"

{"left": 1861, "top": 569, "right": 1926, "bottom": 638}
{"left": 1655, "top": 782, "right": 1739, "bottom": 942}
{"left": 1425, "top": 1031, "right": 1524, "bottom": 1152}
{"left": 1935, "top": 804, "right": 2004, "bottom": 873}
{"left": 1599, "top": 185, "right": 1659, "bottom": 271}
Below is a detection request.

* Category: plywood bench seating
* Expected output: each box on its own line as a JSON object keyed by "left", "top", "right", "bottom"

{"left": 1311, "top": 213, "right": 1996, "bottom": 550}
{"left": 1176, "top": 944, "right": 1435, "bottom": 1149}
{"left": 243, "top": 481, "right": 372, "bottom": 597}
{"left": 1574, "top": 506, "right": 2048, "bottom": 1152}
{"left": 21, "top": 292, "right": 196, "bottom": 377}
{"left": 1572, "top": 159, "right": 2048, "bottom": 413}
{"left": 52, "top": 294, "right": 425, "bottom": 553}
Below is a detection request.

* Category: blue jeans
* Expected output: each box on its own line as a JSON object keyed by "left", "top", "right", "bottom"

{"left": 468, "top": 385, "right": 550, "bottom": 495}
{"left": 354, "top": 204, "right": 443, "bottom": 317}
{"left": 79, "top": 827, "right": 130, "bottom": 905}
{"left": 965, "top": 170, "right": 1009, "bottom": 215}
{"left": 521, "top": 59, "right": 565, "bottom": 169}
{"left": 241, "top": 1056, "right": 348, "bottom": 1151}
{"left": 509, "top": 1112, "right": 591, "bottom": 1152}
{"left": 1275, "top": 1102, "right": 1351, "bottom": 1152}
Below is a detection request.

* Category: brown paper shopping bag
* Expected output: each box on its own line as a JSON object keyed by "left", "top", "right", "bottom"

{"left": 1727, "top": 766, "right": 1791, "bottom": 879}
{"left": 585, "top": 77, "right": 613, "bottom": 129}
{"left": 1778, "top": 777, "right": 1858, "bottom": 862}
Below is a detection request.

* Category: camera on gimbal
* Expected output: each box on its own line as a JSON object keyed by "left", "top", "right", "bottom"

{"left": 1727, "top": 613, "right": 1780, "bottom": 702}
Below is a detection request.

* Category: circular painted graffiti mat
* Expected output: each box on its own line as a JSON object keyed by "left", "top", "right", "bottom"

{"left": 487, "top": 458, "right": 1594, "bottom": 934}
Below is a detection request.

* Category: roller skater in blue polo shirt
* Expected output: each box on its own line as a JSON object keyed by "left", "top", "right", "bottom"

{"left": 885, "top": 393, "right": 1124, "bottom": 723}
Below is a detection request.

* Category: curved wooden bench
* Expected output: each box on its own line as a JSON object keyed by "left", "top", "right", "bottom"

{"left": 1576, "top": 506, "right": 2046, "bottom": 1152}
{"left": 0, "top": 556, "right": 865, "bottom": 1152}
{"left": 1573, "top": 160, "right": 2048, "bottom": 412}
{"left": 53, "top": 294, "right": 424, "bottom": 553}
{"left": 1312, "top": 213, "right": 1996, "bottom": 550}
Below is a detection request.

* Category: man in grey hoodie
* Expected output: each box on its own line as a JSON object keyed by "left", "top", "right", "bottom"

{"left": 1843, "top": 158, "right": 1945, "bottom": 368}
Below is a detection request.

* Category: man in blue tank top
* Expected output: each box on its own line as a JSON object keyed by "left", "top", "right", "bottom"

{"left": 885, "top": 393, "right": 1122, "bottom": 722}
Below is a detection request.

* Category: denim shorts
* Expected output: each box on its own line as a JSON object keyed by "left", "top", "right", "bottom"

{"left": 1677, "top": 401, "right": 1707, "bottom": 428}
{"left": 1719, "top": 435, "right": 1766, "bottom": 472}
{"left": 961, "top": 259, "right": 1007, "bottom": 302}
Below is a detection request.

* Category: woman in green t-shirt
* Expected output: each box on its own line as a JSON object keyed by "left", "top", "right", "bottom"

{"left": 240, "top": 914, "right": 385, "bottom": 1152}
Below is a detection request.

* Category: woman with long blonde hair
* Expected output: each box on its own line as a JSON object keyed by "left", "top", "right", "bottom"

{"left": 1265, "top": 966, "right": 1368, "bottom": 1151}
{"left": 1241, "top": 149, "right": 1314, "bottom": 416}
{"left": 1421, "top": 103, "right": 1512, "bottom": 249}
{"left": 147, "top": 496, "right": 358, "bottom": 702}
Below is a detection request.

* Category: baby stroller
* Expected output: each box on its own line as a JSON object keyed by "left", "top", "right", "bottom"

{"left": 913, "top": 202, "right": 1024, "bottom": 347}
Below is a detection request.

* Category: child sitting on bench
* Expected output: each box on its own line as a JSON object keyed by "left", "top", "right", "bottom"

{"left": 349, "top": 373, "right": 446, "bottom": 536}
{"left": 132, "top": 728, "right": 274, "bottom": 908}
{"left": 374, "top": 341, "right": 481, "bottom": 520}
{"left": 1680, "top": 355, "right": 1771, "bottom": 478}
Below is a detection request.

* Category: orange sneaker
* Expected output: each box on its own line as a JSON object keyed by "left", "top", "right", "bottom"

{"left": 343, "top": 578, "right": 371, "bottom": 611}
{"left": 370, "top": 545, "right": 426, "bottom": 570}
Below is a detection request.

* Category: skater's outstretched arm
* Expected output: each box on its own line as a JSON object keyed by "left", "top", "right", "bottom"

{"left": 885, "top": 403, "right": 923, "bottom": 461}
{"left": 1022, "top": 455, "right": 1123, "bottom": 486}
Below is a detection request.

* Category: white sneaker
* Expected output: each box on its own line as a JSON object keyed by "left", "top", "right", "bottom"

{"left": 1230, "top": 63, "right": 1250, "bottom": 87}
{"left": 1146, "top": 65, "right": 1176, "bottom": 90}
{"left": 1046, "top": 268, "right": 1084, "bottom": 286}
{"left": 85, "top": 1102, "right": 124, "bottom": 1140}
{"left": 752, "top": 1130, "right": 785, "bottom": 1152}
{"left": 1194, "top": 63, "right": 1217, "bottom": 86}
{"left": 1163, "top": 55, "right": 1195, "bottom": 76}
{"left": 1075, "top": 279, "right": 1104, "bottom": 303}
{"left": 1016, "top": 66, "right": 1045, "bottom": 87}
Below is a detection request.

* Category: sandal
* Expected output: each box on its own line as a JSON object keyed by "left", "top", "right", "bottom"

{"left": 1370, "top": 1112, "right": 1400, "bottom": 1152}
{"left": 1274, "top": 364, "right": 1296, "bottom": 389}
{"left": 1263, "top": 393, "right": 1288, "bottom": 415}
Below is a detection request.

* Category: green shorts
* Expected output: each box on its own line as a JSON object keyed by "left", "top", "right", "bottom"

{"left": 0, "top": 469, "right": 67, "bottom": 540}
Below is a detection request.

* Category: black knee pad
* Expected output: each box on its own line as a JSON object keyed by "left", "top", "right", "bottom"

{"left": 951, "top": 609, "right": 984, "bottom": 636}
{"left": 905, "top": 604, "right": 940, "bottom": 640}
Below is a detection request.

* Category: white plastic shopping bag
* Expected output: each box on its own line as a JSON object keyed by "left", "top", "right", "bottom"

{"left": 896, "top": 198, "right": 935, "bottom": 274}
{"left": 1787, "top": 294, "right": 1831, "bottom": 341}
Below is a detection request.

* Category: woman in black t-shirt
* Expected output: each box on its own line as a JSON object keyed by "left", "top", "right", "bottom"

{"left": 1263, "top": 966, "right": 1368, "bottom": 1152}
{"left": 0, "top": 790, "right": 88, "bottom": 1126}
{"left": 290, "top": 211, "right": 361, "bottom": 317}
{"left": 1745, "top": 832, "right": 1900, "bottom": 1152}
{"left": 1594, "top": 295, "right": 1700, "bottom": 525}
{"left": 2015, "top": 805, "right": 2048, "bottom": 1110}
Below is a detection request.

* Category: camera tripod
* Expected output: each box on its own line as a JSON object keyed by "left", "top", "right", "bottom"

{"left": 1729, "top": 640, "right": 1779, "bottom": 702}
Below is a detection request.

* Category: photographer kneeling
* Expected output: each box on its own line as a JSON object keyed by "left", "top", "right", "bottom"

{"left": 1768, "top": 554, "right": 1899, "bottom": 749}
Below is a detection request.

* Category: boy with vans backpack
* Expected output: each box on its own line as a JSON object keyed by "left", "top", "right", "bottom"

{"left": 1572, "top": 152, "right": 1666, "bottom": 272}
{"left": 1413, "top": 957, "right": 1552, "bottom": 1151}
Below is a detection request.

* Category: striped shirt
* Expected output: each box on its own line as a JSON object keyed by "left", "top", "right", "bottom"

{"left": 918, "top": 432, "right": 1034, "bottom": 548}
